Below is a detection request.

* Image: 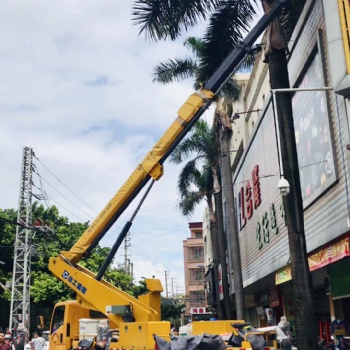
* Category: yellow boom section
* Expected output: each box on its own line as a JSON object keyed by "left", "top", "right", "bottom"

{"left": 61, "top": 89, "right": 214, "bottom": 264}
{"left": 49, "top": 257, "right": 163, "bottom": 323}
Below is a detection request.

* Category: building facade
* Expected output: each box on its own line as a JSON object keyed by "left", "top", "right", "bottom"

{"left": 182, "top": 222, "right": 208, "bottom": 322}
{"left": 221, "top": 0, "right": 350, "bottom": 339}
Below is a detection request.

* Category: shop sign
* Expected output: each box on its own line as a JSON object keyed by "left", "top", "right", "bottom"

{"left": 218, "top": 263, "right": 223, "bottom": 301}
{"left": 275, "top": 266, "right": 292, "bottom": 285}
{"left": 269, "top": 286, "right": 281, "bottom": 307}
{"left": 190, "top": 307, "right": 206, "bottom": 314}
{"left": 256, "top": 203, "right": 280, "bottom": 250}
{"left": 276, "top": 237, "right": 350, "bottom": 284}
{"left": 238, "top": 165, "right": 262, "bottom": 230}
{"left": 308, "top": 237, "right": 350, "bottom": 271}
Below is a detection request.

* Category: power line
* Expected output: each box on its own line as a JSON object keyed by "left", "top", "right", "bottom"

{"left": 34, "top": 155, "right": 96, "bottom": 213}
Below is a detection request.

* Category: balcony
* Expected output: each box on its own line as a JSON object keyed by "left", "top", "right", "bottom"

{"left": 187, "top": 257, "right": 204, "bottom": 263}
{"left": 189, "top": 279, "right": 206, "bottom": 285}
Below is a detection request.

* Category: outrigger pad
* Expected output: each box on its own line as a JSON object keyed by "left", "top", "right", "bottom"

{"left": 153, "top": 333, "right": 227, "bottom": 350}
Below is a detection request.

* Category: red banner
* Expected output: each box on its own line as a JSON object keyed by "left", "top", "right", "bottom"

{"left": 308, "top": 237, "right": 350, "bottom": 271}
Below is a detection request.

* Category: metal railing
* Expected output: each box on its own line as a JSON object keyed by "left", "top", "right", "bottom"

{"left": 189, "top": 279, "right": 206, "bottom": 285}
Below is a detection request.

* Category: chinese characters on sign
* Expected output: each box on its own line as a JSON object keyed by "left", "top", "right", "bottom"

{"left": 190, "top": 307, "right": 206, "bottom": 314}
{"left": 238, "top": 165, "right": 262, "bottom": 229}
{"left": 238, "top": 164, "right": 287, "bottom": 250}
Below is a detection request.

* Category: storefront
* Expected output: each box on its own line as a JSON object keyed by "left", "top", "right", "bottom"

{"left": 275, "top": 235, "right": 350, "bottom": 341}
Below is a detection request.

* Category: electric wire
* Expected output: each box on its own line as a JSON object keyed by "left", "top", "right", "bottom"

{"left": 32, "top": 155, "right": 181, "bottom": 279}
{"left": 34, "top": 155, "right": 96, "bottom": 213}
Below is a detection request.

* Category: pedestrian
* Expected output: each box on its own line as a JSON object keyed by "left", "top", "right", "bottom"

{"left": 4, "top": 335, "right": 15, "bottom": 350}
{"left": 0, "top": 331, "right": 11, "bottom": 350}
{"left": 30, "top": 333, "right": 45, "bottom": 350}
{"left": 278, "top": 316, "right": 291, "bottom": 350}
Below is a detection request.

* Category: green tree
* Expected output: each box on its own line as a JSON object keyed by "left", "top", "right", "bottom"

{"left": 132, "top": 0, "right": 318, "bottom": 348}
{"left": 0, "top": 209, "right": 17, "bottom": 277}
{"left": 169, "top": 120, "right": 232, "bottom": 319}
{"left": 141, "top": 10, "right": 246, "bottom": 320}
{"left": 261, "top": 1, "right": 316, "bottom": 349}
{"left": 134, "top": 1, "right": 255, "bottom": 320}
{"left": 0, "top": 204, "right": 147, "bottom": 319}
{"left": 161, "top": 297, "right": 184, "bottom": 327}
{"left": 153, "top": 36, "right": 240, "bottom": 99}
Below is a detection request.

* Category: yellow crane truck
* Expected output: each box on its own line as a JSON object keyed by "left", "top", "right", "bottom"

{"left": 47, "top": 1, "right": 288, "bottom": 349}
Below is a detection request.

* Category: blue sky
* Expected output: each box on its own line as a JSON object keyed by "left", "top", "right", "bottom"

{"left": 0, "top": 0, "right": 264, "bottom": 295}
{"left": 0, "top": 0, "right": 217, "bottom": 294}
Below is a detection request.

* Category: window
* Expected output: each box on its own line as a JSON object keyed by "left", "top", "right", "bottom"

{"left": 51, "top": 305, "right": 65, "bottom": 333}
{"left": 189, "top": 291, "right": 205, "bottom": 303}
{"left": 195, "top": 231, "right": 202, "bottom": 238}
{"left": 189, "top": 247, "right": 204, "bottom": 260}
{"left": 189, "top": 268, "right": 204, "bottom": 281}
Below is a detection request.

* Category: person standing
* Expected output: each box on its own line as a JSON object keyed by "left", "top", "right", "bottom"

{"left": 278, "top": 316, "right": 292, "bottom": 350}
{"left": 0, "top": 332, "right": 11, "bottom": 350}
{"left": 30, "top": 333, "right": 45, "bottom": 350}
{"left": 4, "top": 334, "right": 15, "bottom": 350}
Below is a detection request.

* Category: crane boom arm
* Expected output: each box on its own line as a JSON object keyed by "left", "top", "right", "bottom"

{"left": 59, "top": 0, "right": 288, "bottom": 265}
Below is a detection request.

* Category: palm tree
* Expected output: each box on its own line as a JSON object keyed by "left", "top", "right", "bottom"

{"left": 132, "top": 0, "right": 317, "bottom": 347}
{"left": 170, "top": 119, "right": 232, "bottom": 319}
{"left": 152, "top": 28, "right": 244, "bottom": 321}
{"left": 261, "top": 2, "right": 316, "bottom": 349}
{"left": 213, "top": 100, "right": 245, "bottom": 319}
{"left": 133, "top": 1, "right": 260, "bottom": 322}
{"left": 152, "top": 36, "right": 240, "bottom": 100}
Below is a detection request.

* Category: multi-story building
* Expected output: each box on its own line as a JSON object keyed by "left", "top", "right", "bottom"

{"left": 219, "top": 0, "right": 350, "bottom": 338}
{"left": 182, "top": 222, "right": 208, "bottom": 322}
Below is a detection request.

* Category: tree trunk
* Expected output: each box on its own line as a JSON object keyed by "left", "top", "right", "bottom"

{"left": 209, "top": 219, "right": 225, "bottom": 319}
{"left": 213, "top": 191, "right": 232, "bottom": 319}
{"left": 268, "top": 49, "right": 318, "bottom": 350}
{"left": 215, "top": 104, "right": 245, "bottom": 320}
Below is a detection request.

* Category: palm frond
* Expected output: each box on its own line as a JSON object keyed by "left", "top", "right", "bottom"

{"left": 132, "top": 0, "right": 173, "bottom": 41}
{"left": 178, "top": 160, "right": 203, "bottom": 197}
{"left": 198, "top": 0, "right": 258, "bottom": 80}
{"left": 177, "top": 163, "right": 214, "bottom": 216}
{"left": 183, "top": 37, "right": 206, "bottom": 58}
{"left": 170, "top": 120, "right": 218, "bottom": 166}
{"left": 132, "top": 0, "right": 220, "bottom": 41}
{"left": 178, "top": 192, "right": 203, "bottom": 216}
{"left": 153, "top": 58, "right": 199, "bottom": 84}
{"left": 279, "top": 0, "right": 307, "bottom": 43}
{"left": 220, "top": 79, "right": 241, "bottom": 101}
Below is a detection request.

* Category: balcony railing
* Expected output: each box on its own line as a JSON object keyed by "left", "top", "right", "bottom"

{"left": 187, "top": 257, "right": 204, "bottom": 262}
{"left": 339, "top": 0, "right": 350, "bottom": 73}
{"left": 189, "top": 279, "right": 206, "bottom": 285}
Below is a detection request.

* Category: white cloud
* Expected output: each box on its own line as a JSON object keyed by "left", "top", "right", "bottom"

{"left": 0, "top": 0, "right": 209, "bottom": 297}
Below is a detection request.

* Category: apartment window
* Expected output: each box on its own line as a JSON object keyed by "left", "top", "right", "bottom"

{"left": 189, "top": 291, "right": 205, "bottom": 303}
{"left": 195, "top": 231, "right": 202, "bottom": 238}
{"left": 189, "top": 268, "right": 204, "bottom": 281}
{"left": 189, "top": 247, "right": 204, "bottom": 261}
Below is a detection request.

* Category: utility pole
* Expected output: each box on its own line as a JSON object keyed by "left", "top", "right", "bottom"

{"left": 164, "top": 270, "right": 169, "bottom": 298}
{"left": 130, "top": 262, "right": 133, "bottom": 283}
{"left": 124, "top": 232, "right": 130, "bottom": 274}
{"left": 171, "top": 277, "right": 174, "bottom": 299}
{"left": 9, "top": 147, "right": 34, "bottom": 338}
